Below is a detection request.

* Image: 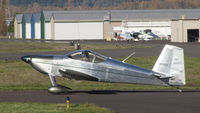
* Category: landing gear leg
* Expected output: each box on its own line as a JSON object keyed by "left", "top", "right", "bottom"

{"left": 49, "top": 74, "right": 57, "bottom": 86}
{"left": 48, "top": 74, "right": 72, "bottom": 94}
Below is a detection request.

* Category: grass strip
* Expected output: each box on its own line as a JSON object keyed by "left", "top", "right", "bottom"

{"left": 0, "top": 41, "right": 144, "bottom": 53}
{"left": 0, "top": 102, "right": 115, "bottom": 113}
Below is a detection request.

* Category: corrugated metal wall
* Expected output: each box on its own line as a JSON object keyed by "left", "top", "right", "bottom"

{"left": 25, "top": 23, "right": 31, "bottom": 39}
{"left": 35, "top": 22, "right": 41, "bottom": 39}
{"left": 14, "top": 18, "right": 18, "bottom": 38}
{"left": 45, "top": 23, "right": 51, "bottom": 40}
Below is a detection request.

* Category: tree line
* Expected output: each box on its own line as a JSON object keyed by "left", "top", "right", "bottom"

{"left": 9, "top": 0, "right": 200, "bottom": 9}
{"left": 7, "top": 0, "right": 200, "bottom": 17}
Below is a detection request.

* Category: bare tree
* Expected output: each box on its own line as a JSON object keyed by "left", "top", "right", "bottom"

{"left": 68, "top": 0, "right": 74, "bottom": 10}
{"left": 0, "top": 0, "right": 7, "bottom": 36}
{"left": 6, "top": 0, "right": 200, "bottom": 16}
{"left": 32, "top": 2, "right": 40, "bottom": 13}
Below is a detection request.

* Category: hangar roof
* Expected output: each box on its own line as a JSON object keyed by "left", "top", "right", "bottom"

{"left": 53, "top": 10, "right": 108, "bottom": 22}
{"left": 43, "top": 11, "right": 61, "bottom": 21}
{"left": 23, "top": 14, "right": 32, "bottom": 23}
{"left": 44, "top": 10, "right": 108, "bottom": 21}
{"left": 32, "top": 13, "right": 41, "bottom": 22}
{"left": 15, "top": 14, "right": 23, "bottom": 23}
{"left": 49, "top": 9, "right": 200, "bottom": 22}
{"left": 17, "top": 9, "right": 200, "bottom": 23}
{"left": 111, "top": 9, "right": 200, "bottom": 21}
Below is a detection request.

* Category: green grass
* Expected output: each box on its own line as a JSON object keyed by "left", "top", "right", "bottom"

{"left": 0, "top": 41, "right": 143, "bottom": 53}
{"left": 0, "top": 102, "right": 115, "bottom": 113}
{"left": 0, "top": 56, "right": 200, "bottom": 91}
{"left": 0, "top": 41, "right": 73, "bottom": 53}
{"left": 81, "top": 44, "right": 151, "bottom": 50}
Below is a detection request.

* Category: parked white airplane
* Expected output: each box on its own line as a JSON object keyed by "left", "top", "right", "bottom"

{"left": 138, "top": 29, "right": 159, "bottom": 41}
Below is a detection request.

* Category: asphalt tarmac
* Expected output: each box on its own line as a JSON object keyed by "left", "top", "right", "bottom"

{"left": 0, "top": 91, "right": 200, "bottom": 113}
{"left": 1, "top": 41, "right": 200, "bottom": 60}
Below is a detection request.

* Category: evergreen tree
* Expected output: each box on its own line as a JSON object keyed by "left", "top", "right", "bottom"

{"left": 8, "top": 13, "right": 15, "bottom": 33}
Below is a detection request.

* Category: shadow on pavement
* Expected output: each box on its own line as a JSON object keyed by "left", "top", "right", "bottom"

{"left": 58, "top": 90, "right": 200, "bottom": 95}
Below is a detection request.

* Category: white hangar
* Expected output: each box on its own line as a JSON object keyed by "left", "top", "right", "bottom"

{"left": 14, "top": 9, "right": 200, "bottom": 42}
{"left": 14, "top": 14, "right": 23, "bottom": 39}
{"left": 51, "top": 11, "right": 106, "bottom": 40}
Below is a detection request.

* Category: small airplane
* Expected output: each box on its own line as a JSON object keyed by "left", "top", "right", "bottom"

{"left": 138, "top": 29, "right": 159, "bottom": 41}
{"left": 21, "top": 44, "right": 185, "bottom": 94}
{"left": 119, "top": 32, "right": 133, "bottom": 40}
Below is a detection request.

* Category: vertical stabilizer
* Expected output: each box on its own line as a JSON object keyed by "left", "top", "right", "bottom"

{"left": 152, "top": 45, "right": 185, "bottom": 86}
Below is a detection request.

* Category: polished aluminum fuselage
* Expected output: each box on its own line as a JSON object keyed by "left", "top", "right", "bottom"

{"left": 29, "top": 54, "right": 169, "bottom": 86}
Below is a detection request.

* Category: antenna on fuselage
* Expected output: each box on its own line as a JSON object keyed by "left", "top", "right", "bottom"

{"left": 122, "top": 52, "right": 135, "bottom": 63}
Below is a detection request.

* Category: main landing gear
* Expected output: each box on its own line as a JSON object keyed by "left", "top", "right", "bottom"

{"left": 48, "top": 74, "right": 72, "bottom": 94}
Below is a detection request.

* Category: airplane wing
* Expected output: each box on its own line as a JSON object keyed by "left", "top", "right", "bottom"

{"left": 59, "top": 69, "right": 98, "bottom": 81}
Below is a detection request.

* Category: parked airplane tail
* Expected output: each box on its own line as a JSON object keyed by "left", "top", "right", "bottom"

{"left": 152, "top": 45, "right": 186, "bottom": 86}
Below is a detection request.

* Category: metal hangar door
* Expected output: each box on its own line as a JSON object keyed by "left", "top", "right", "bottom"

{"left": 54, "top": 22, "right": 103, "bottom": 40}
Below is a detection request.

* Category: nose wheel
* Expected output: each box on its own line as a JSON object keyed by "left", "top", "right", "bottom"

{"left": 48, "top": 85, "right": 72, "bottom": 94}
{"left": 48, "top": 74, "right": 72, "bottom": 94}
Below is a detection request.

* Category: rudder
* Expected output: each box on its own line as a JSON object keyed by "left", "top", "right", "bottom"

{"left": 152, "top": 45, "right": 186, "bottom": 86}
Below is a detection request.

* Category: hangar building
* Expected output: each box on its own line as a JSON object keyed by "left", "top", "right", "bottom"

{"left": 51, "top": 10, "right": 107, "bottom": 40}
{"left": 14, "top": 14, "right": 23, "bottom": 39}
{"left": 14, "top": 9, "right": 200, "bottom": 42}
{"left": 22, "top": 14, "right": 32, "bottom": 39}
